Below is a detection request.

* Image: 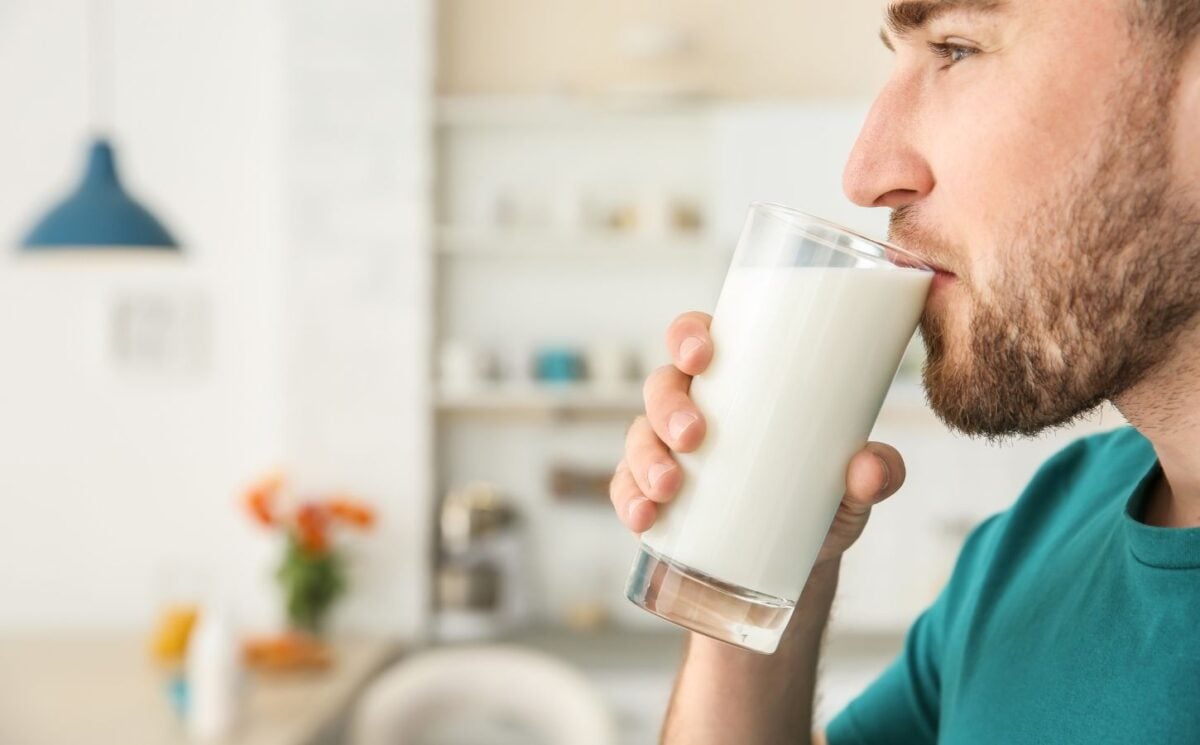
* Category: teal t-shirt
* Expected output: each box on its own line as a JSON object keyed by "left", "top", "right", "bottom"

{"left": 826, "top": 425, "right": 1200, "bottom": 744}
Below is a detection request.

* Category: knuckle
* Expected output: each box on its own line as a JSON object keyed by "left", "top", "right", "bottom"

{"left": 609, "top": 467, "right": 632, "bottom": 501}
{"left": 626, "top": 441, "right": 653, "bottom": 471}
{"left": 642, "top": 364, "right": 676, "bottom": 404}
{"left": 611, "top": 477, "right": 641, "bottom": 507}
{"left": 625, "top": 415, "right": 647, "bottom": 438}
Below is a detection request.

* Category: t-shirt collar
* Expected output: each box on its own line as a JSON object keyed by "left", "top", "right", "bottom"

{"left": 1123, "top": 436, "right": 1200, "bottom": 570}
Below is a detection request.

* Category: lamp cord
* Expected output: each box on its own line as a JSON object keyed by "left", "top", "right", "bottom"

{"left": 88, "top": 0, "right": 113, "bottom": 137}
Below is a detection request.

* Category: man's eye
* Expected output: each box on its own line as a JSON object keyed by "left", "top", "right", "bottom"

{"left": 927, "top": 41, "right": 979, "bottom": 67}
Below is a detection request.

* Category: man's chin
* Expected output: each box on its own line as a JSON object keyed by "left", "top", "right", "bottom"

{"left": 916, "top": 300, "right": 1027, "bottom": 438}
{"left": 920, "top": 353, "right": 1104, "bottom": 441}
{"left": 920, "top": 373, "right": 1021, "bottom": 439}
{"left": 920, "top": 343, "right": 1032, "bottom": 439}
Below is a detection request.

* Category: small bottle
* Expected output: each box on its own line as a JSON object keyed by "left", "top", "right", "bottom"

{"left": 185, "top": 603, "right": 243, "bottom": 741}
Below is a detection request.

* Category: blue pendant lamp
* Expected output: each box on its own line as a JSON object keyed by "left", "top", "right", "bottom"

{"left": 20, "top": 0, "right": 179, "bottom": 252}
{"left": 21, "top": 138, "right": 178, "bottom": 250}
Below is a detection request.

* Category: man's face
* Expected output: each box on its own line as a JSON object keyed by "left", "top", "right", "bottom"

{"left": 844, "top": 0, "right": 1200, "bottom": 438}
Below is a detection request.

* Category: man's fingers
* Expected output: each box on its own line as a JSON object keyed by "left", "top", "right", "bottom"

{"left": 643, "top": 365, "right": 706, "bottom": 452}
{"left": 666, "top": 311, "right": 713, "bottom": 376}
{"left": 624, "top": 416, "right": 682, "bottom": 503}
{"left": 844, "top": 441, "right": 906, "bottom": 506}
{"left": 610, "top": 459, "right": 658, "bottom": 533}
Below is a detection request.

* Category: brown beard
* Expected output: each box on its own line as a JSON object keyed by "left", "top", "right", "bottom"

{"left": 891, "top": 56, "right": 1200, "bottom": 441}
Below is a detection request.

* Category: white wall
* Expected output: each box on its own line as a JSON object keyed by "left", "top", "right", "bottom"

{"left": 437, "top": 0, "right": 891, "bottom": 98}
{"left": 0, "top": 0, "right": 286, "bottom": 631}
{"left": 282, "top": 0, "right": 433, "bottom": 635}
{"left": 0, "top": 0, "right": 433, "bottom": 636}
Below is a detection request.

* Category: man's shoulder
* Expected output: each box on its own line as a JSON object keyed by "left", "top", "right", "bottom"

{"left": 998, "top": 424, "right": 1151, "bottom": 542}
{"left": 1050, "top": 422, "right": 1148, "bottom": 459}
{"left": 959, "top": 425, "right": 1146, "bottom": 543}
{"left": 940, "top": 426, "right": 1152, "bottom": 614}
{"left": 1023, "top": 424, "right": 1151, "bottom": 495}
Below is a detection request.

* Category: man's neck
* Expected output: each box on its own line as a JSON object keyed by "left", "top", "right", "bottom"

{"left": 1112, "top": 331, "right": 1200, "bottom": 529}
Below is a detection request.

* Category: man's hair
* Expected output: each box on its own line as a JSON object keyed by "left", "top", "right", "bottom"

{"left": 1135, "top": 0, "right": 1200, "bottom": 51}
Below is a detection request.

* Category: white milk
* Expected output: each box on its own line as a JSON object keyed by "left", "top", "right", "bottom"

{"left": 641, "top": 265, "right": 931, "bottom": 601}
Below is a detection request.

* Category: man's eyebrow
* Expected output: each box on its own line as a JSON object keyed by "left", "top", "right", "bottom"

{"left": 879, "top": 0, "right": 1008, "bottom": 50}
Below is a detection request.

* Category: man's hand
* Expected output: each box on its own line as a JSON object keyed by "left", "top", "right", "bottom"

{"left": 610, "top": 310, "right": 907, "bottom": 566}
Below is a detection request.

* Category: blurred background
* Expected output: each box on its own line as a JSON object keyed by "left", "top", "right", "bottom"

{"left": 0, "top": 1, "right": 1127, "bottom": 743}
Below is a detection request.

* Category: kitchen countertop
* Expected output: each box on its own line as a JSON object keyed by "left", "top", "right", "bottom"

{"left": 0, "top": 626, "right": 901, "bottom": 745}
{"left": 0, "top": 635, "right": 401, "bottom": 745}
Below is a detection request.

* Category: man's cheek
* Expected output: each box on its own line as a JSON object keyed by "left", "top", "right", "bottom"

{"left": 927, "top": 132, "right": 1024, "bottom": 233}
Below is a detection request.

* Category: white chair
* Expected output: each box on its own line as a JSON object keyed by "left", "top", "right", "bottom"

{"left": 352, "top": 644, "right": 619, "bottom": 745}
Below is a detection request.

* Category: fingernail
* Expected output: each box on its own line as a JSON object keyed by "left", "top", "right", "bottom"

{"left": 876, "top": 455, "right": 892, "bottom": 497}
{"left": 626, "top": 496, "right": 647, "bottom": 522}
{"left": 648, "top": 462, "right": 674, "bottom": 490}
{"left": 679, "top": 336, "right": 705, "bottom": 361}
{"left": 668, "top": 411, "right": 698, "bottom": 443}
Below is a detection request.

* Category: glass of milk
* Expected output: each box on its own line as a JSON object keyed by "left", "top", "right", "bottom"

{"left": 624, "top": 202, "right": 933, "bottom": 654}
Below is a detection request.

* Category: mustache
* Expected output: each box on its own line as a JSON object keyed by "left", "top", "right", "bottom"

{"left": 889, "top": 206, "right": 960, "bottom": 275}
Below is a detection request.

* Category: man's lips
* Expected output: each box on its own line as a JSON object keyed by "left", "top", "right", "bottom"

{"left": 887, "top": 243, "right": 954, "bottom": 276}
{"left": 919, "top": 257, "right": 956, "bottom": 277}
{"left": 929, "top": 268, "right": 957, "bottom": 296}
{"left": 918, "top": 255, "right": 954, "bottom": 275}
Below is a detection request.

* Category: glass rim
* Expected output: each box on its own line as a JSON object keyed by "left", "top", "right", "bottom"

{"left": 750, "top": 201, "right": 934, "bottom": 273}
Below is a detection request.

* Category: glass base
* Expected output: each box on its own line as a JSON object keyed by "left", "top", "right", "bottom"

{"left": 624, "top": 545, "right": 794, "bottom": 654}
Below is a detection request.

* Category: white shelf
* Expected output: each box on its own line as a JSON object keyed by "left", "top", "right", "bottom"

{"left": 435, "top": 226, "right": 722, "bottom": 260}
{"left": 436, "top": 378, "right": 928, "bottom": 419}
{"left": 436, "top": 95, "right": 714, "bottom": 127}
{"left": 436, "top": 382, "right": 644, "bottom": 417}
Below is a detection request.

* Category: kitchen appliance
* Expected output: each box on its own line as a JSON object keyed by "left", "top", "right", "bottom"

{"left": 435, "top": 482, "right": 527, "bottom": 640}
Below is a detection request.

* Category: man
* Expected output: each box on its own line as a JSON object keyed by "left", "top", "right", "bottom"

{"left": 609, "top": 0, "right": 1200, "bottom": 742}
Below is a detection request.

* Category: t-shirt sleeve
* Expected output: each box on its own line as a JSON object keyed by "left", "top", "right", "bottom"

{"left": 825, "top": 513, "right": 1007, "bottom": 745}
{"left": 824, "top": 596, "right": 946, "bottom": 744}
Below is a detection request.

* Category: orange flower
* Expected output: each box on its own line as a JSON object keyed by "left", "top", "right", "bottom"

{"left": 247, "top": 491, "right": 273, "bottom": 526}
{"left": 328, "top": 497, "right": 376, "bottom": 530}
{"left": 296, "top": 502, "right": 329, "bottom": 553}
{"left": 244, "top": 471, "right": 285, "bottom": 527}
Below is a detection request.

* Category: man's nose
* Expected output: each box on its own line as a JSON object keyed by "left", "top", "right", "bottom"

{"left": 843, "top": 84, "right": 934, "bottom": 209}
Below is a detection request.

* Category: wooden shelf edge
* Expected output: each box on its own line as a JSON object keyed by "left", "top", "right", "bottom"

{"left": 434, "top": 226, "right": 722, "bottom": 259}
{"left": 434, "top": 380, "right": 927, "bottom": 418}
